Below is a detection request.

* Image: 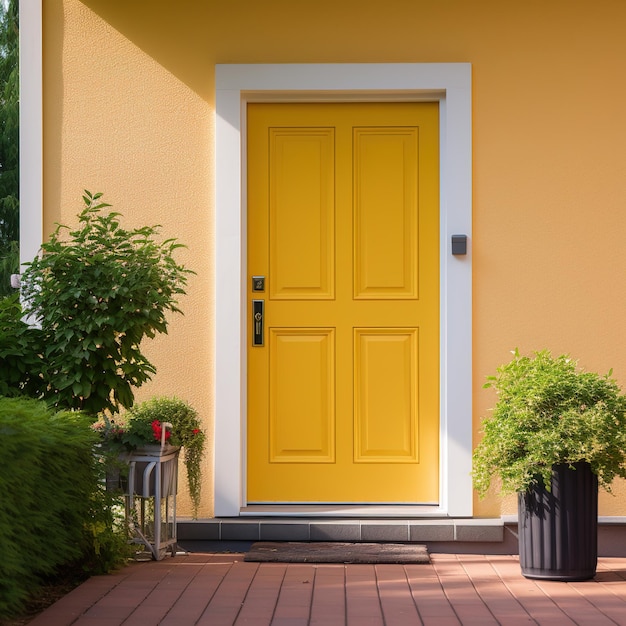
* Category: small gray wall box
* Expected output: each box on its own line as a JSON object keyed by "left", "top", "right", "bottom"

{"left": 451, "top": 234, "right": 467, "bottom": 255}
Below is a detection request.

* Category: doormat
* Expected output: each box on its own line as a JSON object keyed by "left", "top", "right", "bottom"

{"left": 244, "top": 542, "right": 430, "bottom": 564}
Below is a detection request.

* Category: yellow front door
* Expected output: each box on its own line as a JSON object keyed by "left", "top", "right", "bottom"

{"left": 247, "top": 102, "right": 439, "bottom": 503}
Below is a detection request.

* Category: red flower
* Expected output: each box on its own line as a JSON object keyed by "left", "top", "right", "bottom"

{"left": 193, "top": 429, "right": 200, "bottom": 435}
{"left": 151, "top": 420, "right": 171, "bottom": 442}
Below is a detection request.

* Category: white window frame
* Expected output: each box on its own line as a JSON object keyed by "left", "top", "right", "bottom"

{"left": 215, "top": 63, "right": 473, "bottom": 517}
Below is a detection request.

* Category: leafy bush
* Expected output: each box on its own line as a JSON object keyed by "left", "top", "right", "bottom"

{"left": 15, "top": 190, "right": 191, "bottom": 415}
{"left": 0, "top": 396, "right": 130, "bottom": 619}
{"left": 473, "top": 349, "right": 626, "bottom": 497}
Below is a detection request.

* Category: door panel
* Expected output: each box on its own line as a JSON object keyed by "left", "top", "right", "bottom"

{"left": 269, "top": 128, "right": 335, "bottom": 300}
{"left": 269, "top": 328, "right": 336, "bottom": 463}
{"left": 354, "top": 127, "right": 419, "bottom": 299}
{"left": 247, "top": 102, "right": 439, "bottom": 503}
{"left": 354, "top": 328, "right": 418, "bottom": 463}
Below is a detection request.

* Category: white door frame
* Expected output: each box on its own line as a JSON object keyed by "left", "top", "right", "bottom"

{"left": 215, "top": 63, "right": 473, "bottom": 517}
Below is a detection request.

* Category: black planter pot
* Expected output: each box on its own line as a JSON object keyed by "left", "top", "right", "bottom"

{"left": 518, "top": 461, "right": 598, "bottom": 581}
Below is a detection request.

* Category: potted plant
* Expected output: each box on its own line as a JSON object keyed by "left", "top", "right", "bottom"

{"left": 94, "top": 397, "right": 206, "bottom": 518}
{"left": 473, "top": 349, "right": 626, "bottom": 581}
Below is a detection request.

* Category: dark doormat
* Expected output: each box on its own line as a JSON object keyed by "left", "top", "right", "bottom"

{"left": 244, "top": 542, "right": 430, "bottom": 564}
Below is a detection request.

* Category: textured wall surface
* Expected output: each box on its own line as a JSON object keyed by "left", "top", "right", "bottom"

{"left": 42, "top": 0, "right": 626, "bottom": 517}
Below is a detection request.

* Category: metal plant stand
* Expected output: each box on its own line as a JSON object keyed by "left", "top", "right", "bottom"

{"left": 124, "top": 425, "right": 179, "bottom": 560}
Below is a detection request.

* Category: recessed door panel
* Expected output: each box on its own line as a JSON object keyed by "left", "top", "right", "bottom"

{"left": 354, "top": 329, "right": 418, "bottom": 462}
{"left": 354, "top": 128, "right": 419, "bottom": 299}
{"left": 269, "top": 128, "right": 335, "bottom": 300}
{"left": 269, "top": 328, "right": 335, "bottom": 463}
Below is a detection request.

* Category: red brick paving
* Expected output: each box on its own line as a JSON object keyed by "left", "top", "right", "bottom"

{"left": 28, "top": 553, "right": 626, "bottom": 625}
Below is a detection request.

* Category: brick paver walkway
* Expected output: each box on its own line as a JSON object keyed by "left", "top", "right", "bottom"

{"left": 29, "top": 553, "right": 626, "bottom": 625}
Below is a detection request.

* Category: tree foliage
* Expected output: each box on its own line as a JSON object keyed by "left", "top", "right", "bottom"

{"left": 0, "top": 0, "right": 18, "bottom": 297}
{"left": 0, "top": 290, "right": 42, "bottom": 398}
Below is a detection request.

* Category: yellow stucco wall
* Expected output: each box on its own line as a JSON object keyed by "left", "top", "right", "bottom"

{"left": 43, "top": 0, "right": 626, "bottom": 517}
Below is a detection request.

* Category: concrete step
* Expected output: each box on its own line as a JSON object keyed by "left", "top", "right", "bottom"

{"left": 177, "top": 516, "right": 626, "bottom": 555}
{"left": 178, "top": 517, "right": 508, "bottom": 550}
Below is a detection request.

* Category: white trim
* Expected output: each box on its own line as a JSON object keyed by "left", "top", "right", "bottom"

{"left": 19, "top": 0, "right": 43, "bottom": 267}
{"left": 215, "top": 63, "right": 473, "bottom": 517}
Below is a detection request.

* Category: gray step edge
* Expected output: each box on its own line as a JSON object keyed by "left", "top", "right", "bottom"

{"left": 177, "top": 517, "right": 505, "bottom": 543}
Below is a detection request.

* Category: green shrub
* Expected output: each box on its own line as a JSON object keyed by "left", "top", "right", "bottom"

{"left": 12, "top": 190, "right": 191, "bottom": 415}
{"left": 0, "top": 397, "right": 129, "bottom": 619}
{"left": 473, "top": 349, "right": 626, "bottom": 497}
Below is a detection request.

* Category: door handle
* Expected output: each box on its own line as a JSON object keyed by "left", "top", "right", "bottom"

{"left": 252, "top": 299, "right": 264, "bottom": 346}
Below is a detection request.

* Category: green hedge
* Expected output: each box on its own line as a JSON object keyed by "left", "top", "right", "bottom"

{"left": 0, "top": 396, "right": 128, "bottom": 619}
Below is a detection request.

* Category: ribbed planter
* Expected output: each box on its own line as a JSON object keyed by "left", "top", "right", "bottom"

{"left": 518, "top": 461, "right": 598, "bottom": 581}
